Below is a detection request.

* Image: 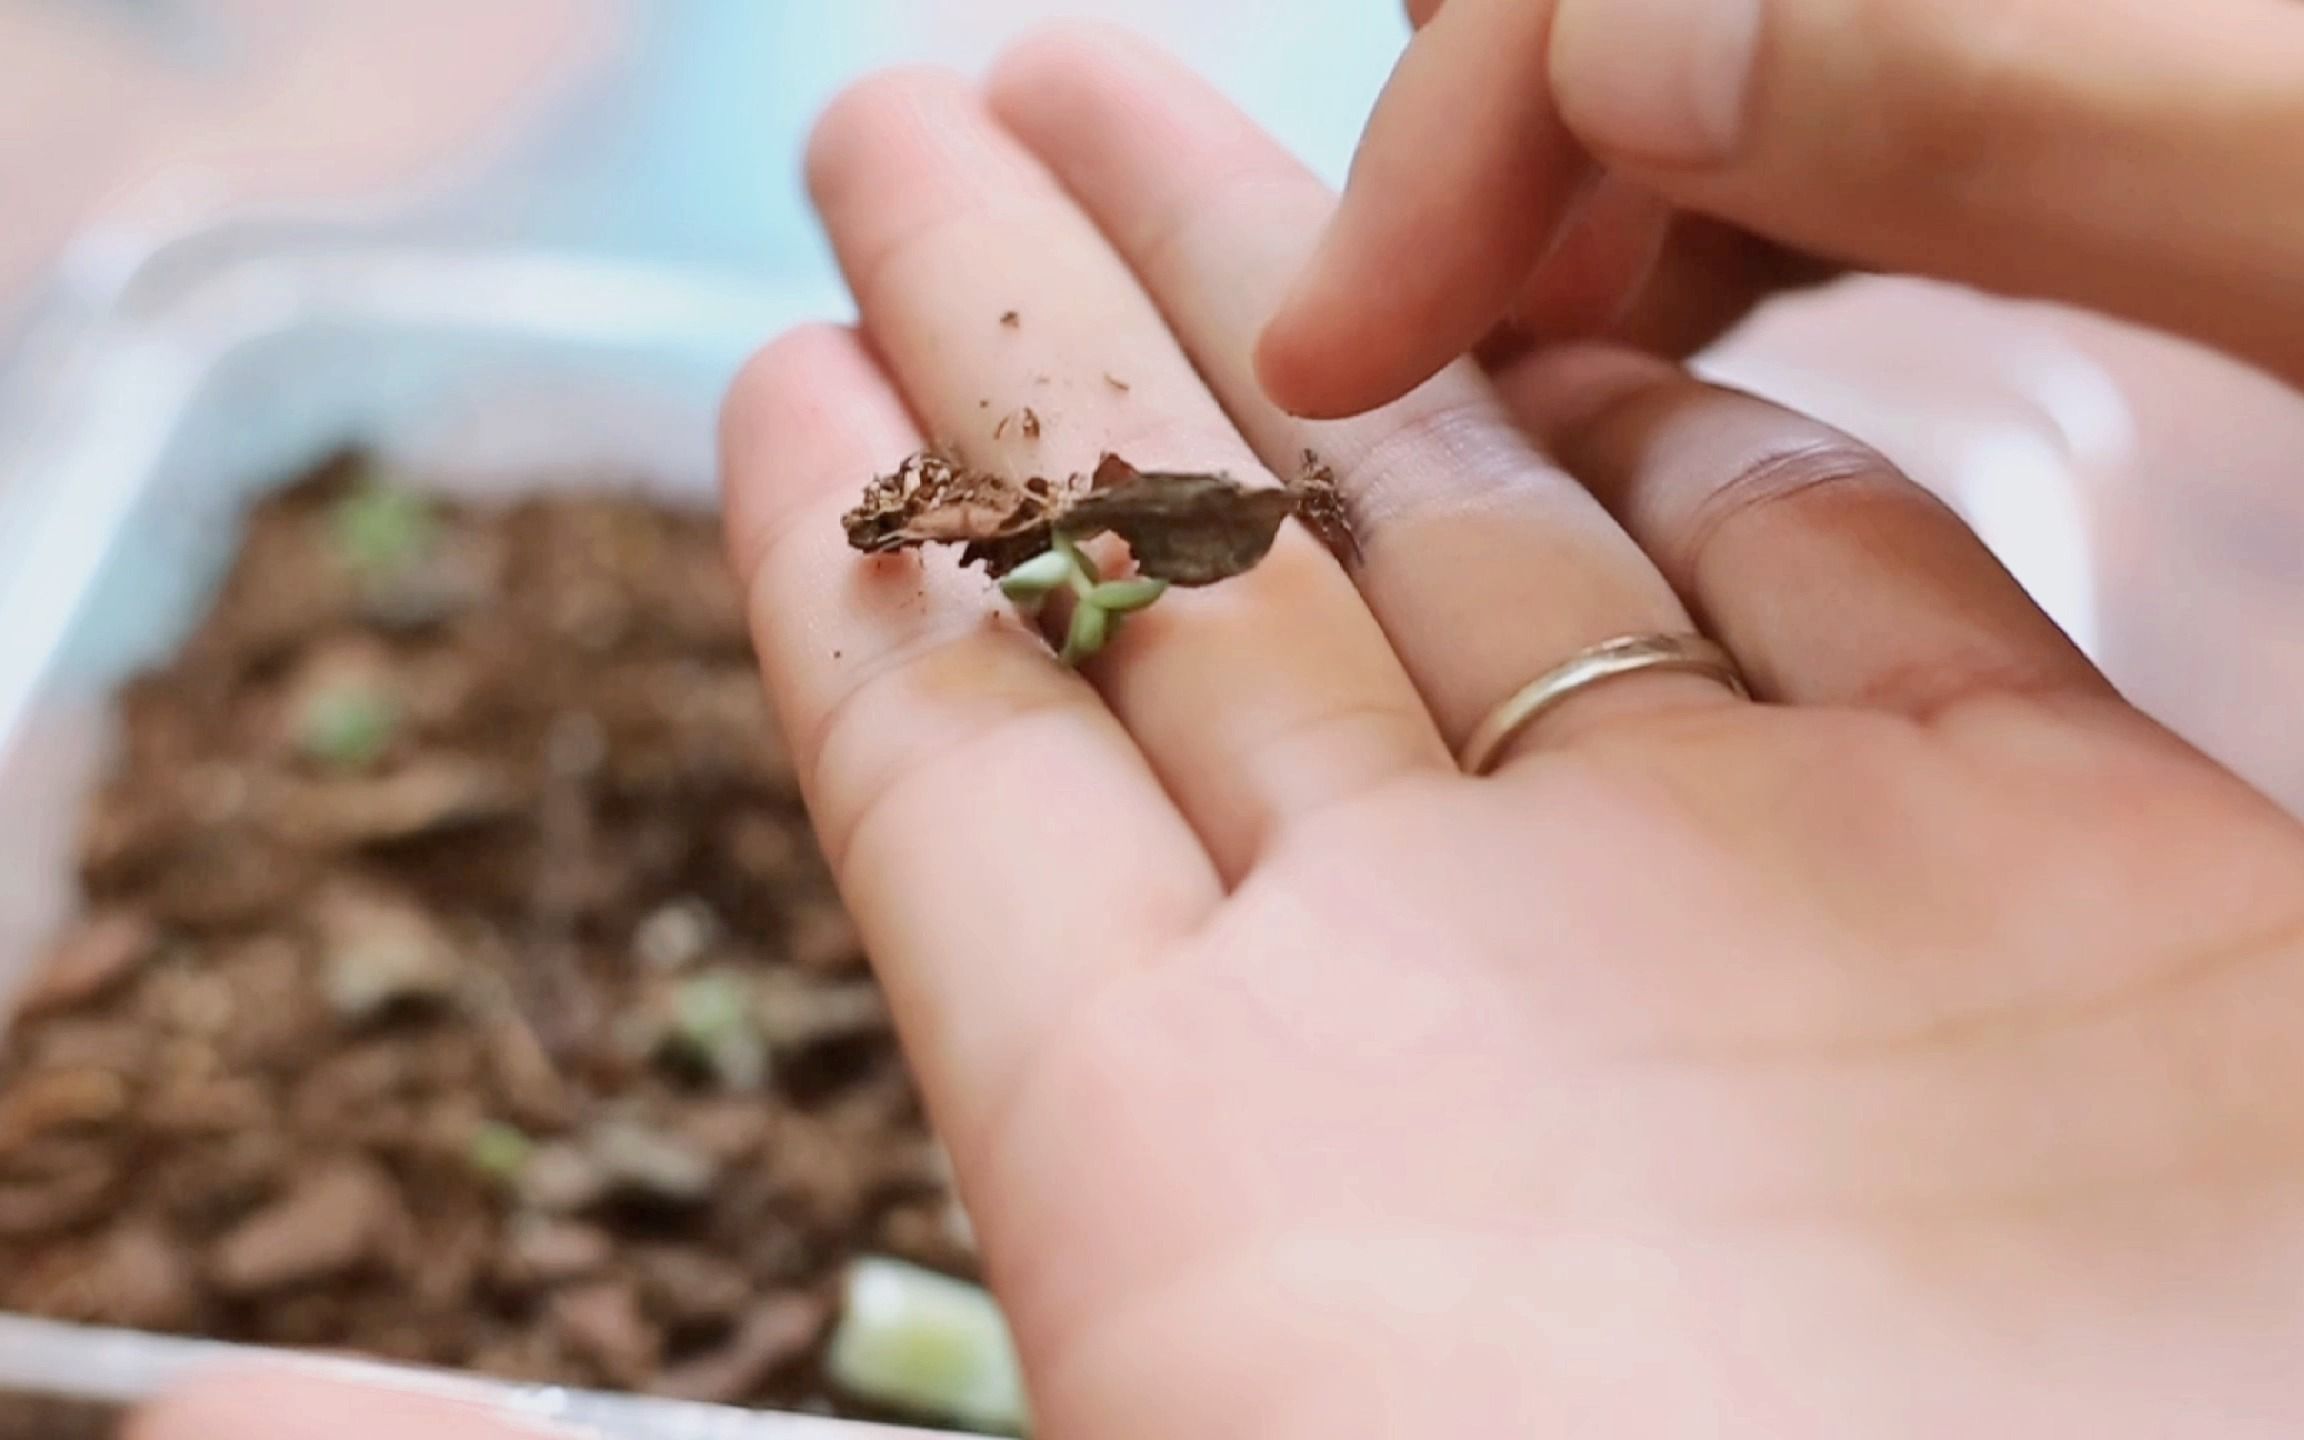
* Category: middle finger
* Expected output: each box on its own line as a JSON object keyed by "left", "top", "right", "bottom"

{"left": 807, "top": 71, "right": 1446, "bottom": 877}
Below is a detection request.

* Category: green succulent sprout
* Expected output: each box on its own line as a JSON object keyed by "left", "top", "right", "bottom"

{"left": 997, "top": 532, "right": 1167, "bottom": 667}
{"left": 826, "top": 1257, "right": 1028, "bottom": 1435}
{"left": 667, "top": 971, "right": 770, "bottom": 1091}
{"left": 468, "top": 1120, "right": 536, "bottom": 1185}
{"left": 298, "top": 681, "right": 399, "bottom": 770}
{"left": 672, "top": 970, "right": 750, "bottom": 1040}
{"left": 330, "top": 481, "right": 438, "bottom": 578}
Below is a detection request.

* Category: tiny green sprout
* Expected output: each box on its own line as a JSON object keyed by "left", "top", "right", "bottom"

{"left": 1057, "top": 600, "right": 1109, "bottom": 667}
{"left": 1001, "top": 532, "right": 1166, "bottom": 668}
{"left": 298, "top": 681, "right": 398, "bottom": 770}
{"left": 469, "top": 1120, "right": 536, "bottom": 1185}
{"left": 994, "top": 550, "right": 1076, "bottom": 612}
{"left": 668, "top": 971, "right": 770, "bottom": 1091}
{"left": 1085, "top": 577, "right": 1168, "bottom": 614}
{"left": 673, "top": 971, "right": 751, "bottom": 1044}
{"left": 826, "top": 1257, "right": 1028, "bottom": 1434}
{"left": 330, "top": 481, "right": 438, "bottom": 577}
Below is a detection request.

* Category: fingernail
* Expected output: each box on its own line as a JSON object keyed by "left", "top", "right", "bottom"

{"left": 1549, "top": 0, "right": 1761, "bottom": 166}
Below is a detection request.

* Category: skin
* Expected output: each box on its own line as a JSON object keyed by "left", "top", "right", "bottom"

{"left": 1260, "top": 0, "right": 2304, "bottom": 416}
{"left": 137, "top": 23, "right": 2304, "bottom": 1440}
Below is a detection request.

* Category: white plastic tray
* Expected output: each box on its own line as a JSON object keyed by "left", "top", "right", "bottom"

{"left": 0, "top": 217, "right": 945, "bottom": 1438}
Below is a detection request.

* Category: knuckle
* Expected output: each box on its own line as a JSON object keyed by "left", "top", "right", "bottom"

{"left": 1344, "top": 387, "right": 1556, "bottom": 535}
{"left": 1673, "top": 433, "right": 1908, "bottom": 575}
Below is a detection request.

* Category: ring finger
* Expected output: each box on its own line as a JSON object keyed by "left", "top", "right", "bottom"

{"left": 807, "top": 71, "right": 1447, "bottom": 876}
{"left": 986, "top": 26, "right": 1742, "bottom": 768}
{"left": 1495, "top": 346, "right": 2116, "bottom": 717}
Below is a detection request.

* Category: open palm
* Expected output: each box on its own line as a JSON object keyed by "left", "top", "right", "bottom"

{"left": 713, "top": 27, "right": 2304, "bottom": 1438}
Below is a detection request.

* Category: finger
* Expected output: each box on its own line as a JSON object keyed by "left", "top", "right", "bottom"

{"left": 806, "top": 72, "right": 1444, "bottom": 876}
{"left": 722, "top": 324, "right": 1220, "bottom": 1153}
{"left": 1388, "top": 0, "right": 1828, "bottom": 366}
{"left": 1496, "top": 345, "right": 2114, "bottom": 715}
{"left": 1477, "top": 217, "right": 1841, "bottom": 370}
{"left": 1606, "top": 217, "right": 1838, "bottom": 358}
{"left": 1548, "top": 0, "right": 2304, "bottom": 385}
{"left": 990, "top": 25, "right": 1740, "bottom": 759}
{"left": 1505, "top": 174, "right": 1674, "bottom": 343}
{"left": 1258, "top": 0, "right": 1588, "bottom": 418}
{"left": 134, "top": 1373, "right": 538, "bottom": 1440}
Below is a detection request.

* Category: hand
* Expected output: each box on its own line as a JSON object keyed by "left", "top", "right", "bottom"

{"left": 1259, "top": 0, "right": 2304, "bottom": 417}
{"left": 140, "top": 24, "right": 2304, "bottom": 1440}
{"left": 739, "top": 26, "right": 2304, "bottom": 1436}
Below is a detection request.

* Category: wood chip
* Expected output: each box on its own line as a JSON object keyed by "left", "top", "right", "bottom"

{"left": 208, "top": 1157, "right": 407, "bottom": 1296}
{"left": 17, "top": 913, "right": 156, "bottom": 1017}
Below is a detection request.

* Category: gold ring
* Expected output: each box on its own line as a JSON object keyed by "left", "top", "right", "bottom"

{"left": 1458, "top": 633, "right": 1748, "bottom": 775}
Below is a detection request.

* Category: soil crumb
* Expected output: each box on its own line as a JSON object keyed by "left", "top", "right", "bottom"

{"left": 1292, "top": 449, "right": 1361, "bottom": 567}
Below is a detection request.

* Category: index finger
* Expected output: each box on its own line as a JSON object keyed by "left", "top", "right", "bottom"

{"left": 1257, "top": 0, "right": 1587, "bottom": 418}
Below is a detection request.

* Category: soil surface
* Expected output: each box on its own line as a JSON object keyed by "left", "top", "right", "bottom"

{"left": 0, "top": 454, "right": 974, "bottom": 1424}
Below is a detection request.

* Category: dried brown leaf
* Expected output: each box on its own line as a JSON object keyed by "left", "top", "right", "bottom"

{"left": 839, "top": 453, "right": 1055, "bottom": 576}
{"left": 1064, "top": 456, "right": 1297, "bottom": 586}
{"left": 843, "top": 448, "right": 1322, "bottom": 586}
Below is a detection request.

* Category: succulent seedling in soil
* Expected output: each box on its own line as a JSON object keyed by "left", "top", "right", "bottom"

{"left": 329, "top": 477, "right": 437, "bottom": 578}
{"left": 468, "top": 1120, "right": 538, "bottom": 1186}
{"left": 843, "top": 450, "right": 1356, "bottom": 666}
{"left": 827, "top": 1256, "right": 1028, "bottom": 1435}
{"left": 666, "top": 970, "right": 771, "bottom": 1091}
{"left": 296, "top": 679, "right": 399, "bottom": 770}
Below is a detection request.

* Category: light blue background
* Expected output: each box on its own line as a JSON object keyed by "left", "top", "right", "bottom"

{"left": 435, "top": 2, "right": 1408, "bottom": 289}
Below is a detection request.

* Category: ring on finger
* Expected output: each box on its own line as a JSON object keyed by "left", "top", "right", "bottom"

{"left": 1458, "top": 633, "right": 1749, "bottom": 775}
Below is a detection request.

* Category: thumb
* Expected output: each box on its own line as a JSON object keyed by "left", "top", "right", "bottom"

{"left": 1550, "top": 0, "right": 2304, "bottom": 384}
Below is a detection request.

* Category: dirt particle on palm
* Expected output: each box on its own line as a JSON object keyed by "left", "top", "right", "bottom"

{"left": 1291, "top": 449, "right": 1361, "bottom": 567}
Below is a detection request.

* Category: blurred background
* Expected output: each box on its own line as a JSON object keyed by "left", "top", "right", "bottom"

{"left": 3, "top": 0, "right": 2301, "bottom": 815}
